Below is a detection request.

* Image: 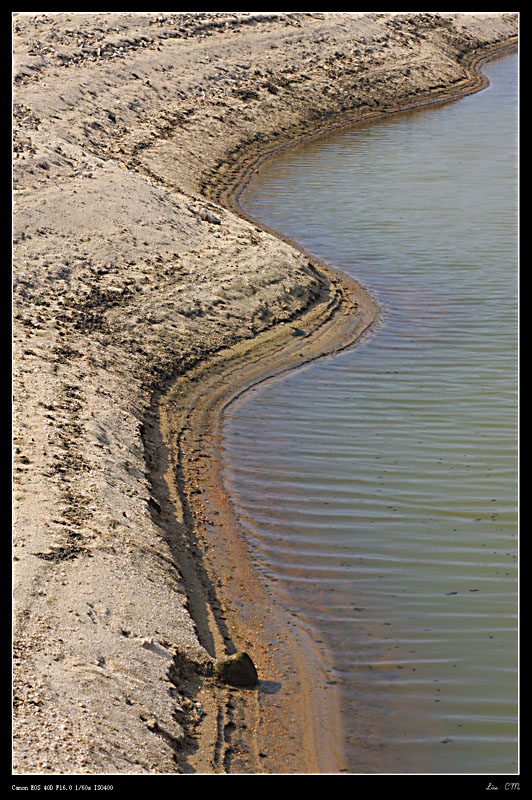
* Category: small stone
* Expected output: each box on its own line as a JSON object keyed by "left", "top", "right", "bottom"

{"left": 198, "top": 208, "right": 221, "bottom": 225}
{"left": 214, "top": 651, "right": 258, "bottom": 687}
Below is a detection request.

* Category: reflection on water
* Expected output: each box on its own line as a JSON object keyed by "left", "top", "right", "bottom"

{"left": 223, "top": 54, "right": 518, "bottom": 773}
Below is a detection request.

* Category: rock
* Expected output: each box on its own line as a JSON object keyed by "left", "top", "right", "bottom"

{"left": 198, "top": 208, "right": 221, "bottom": 225}
{"left": 214, "top": 651, "right": 258, "bottom": 687}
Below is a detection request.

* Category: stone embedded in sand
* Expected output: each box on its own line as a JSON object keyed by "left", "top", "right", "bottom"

{"left": 198, "top": 208, "right": 221, "bottom": 225}
{"left": 214, "top": 651, "right": 258, "bottom": 687}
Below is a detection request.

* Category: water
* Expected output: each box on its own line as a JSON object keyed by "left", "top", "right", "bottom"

{"left": 222, "top": 54, "right": 518, "bottom": 773}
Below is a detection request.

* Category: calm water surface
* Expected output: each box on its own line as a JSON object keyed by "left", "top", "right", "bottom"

{"left": 222, "top": 54, "right": 518, "bottom": 773}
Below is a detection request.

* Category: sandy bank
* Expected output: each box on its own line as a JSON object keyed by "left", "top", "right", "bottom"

{"left": 12, "top": 12, "right": 518, "bottom": 775}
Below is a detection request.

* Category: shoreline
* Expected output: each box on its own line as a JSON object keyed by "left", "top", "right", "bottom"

{"left": 206, "top": 39, "right": 519, "bottom": 216}
{"left": 150, "top": 240, "right": 380, "bottom": 773}
{"left": 12, "top": 13, "right": 518, "bottom": 775}
{"left": 162, "top": 39, "right": 518, "bottom": 772}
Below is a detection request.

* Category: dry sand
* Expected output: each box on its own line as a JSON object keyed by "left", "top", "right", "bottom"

{"left": 12, "top": 11, "right": 518, "bottom": 775}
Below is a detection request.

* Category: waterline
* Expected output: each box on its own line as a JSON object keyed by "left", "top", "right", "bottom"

{"left": 223, "top": 53, "right": 518, "bottom": 773}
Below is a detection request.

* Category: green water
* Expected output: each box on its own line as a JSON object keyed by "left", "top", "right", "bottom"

{"left": 223, "top": 54, "right": 518, "bottom": 773}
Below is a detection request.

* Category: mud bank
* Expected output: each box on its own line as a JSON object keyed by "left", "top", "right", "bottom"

{"left": 12, "top": 12, "right": 518, "bottom": 774}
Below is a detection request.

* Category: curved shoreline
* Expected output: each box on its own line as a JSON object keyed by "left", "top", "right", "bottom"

{"left": 154, "top": 39, "right": 518, "bottom": 773}
{"left": 152, "top": 237, "right": 380, "bottom": 773}
{"left": 207, "top": 40, "right": 518, "bottom": 216}
{"left": 12, "top": 13, "right": 518, "bottom": 776}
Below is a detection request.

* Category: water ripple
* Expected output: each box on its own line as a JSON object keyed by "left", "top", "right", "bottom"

{"left": 223, "top": 54, "right": 518, "bottom": 774}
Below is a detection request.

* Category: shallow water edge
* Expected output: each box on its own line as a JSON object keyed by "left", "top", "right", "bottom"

{"left": 156, "top": 39, "right": 517, "bottom": 774}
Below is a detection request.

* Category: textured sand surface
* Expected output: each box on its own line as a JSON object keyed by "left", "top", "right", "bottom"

{"left": 12, "top": 12, "right": 518, "bottom": 775}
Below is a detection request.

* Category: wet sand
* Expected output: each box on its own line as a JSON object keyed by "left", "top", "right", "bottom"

{"left": 12, "top": 12, "right": 518, "bottom": 774}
